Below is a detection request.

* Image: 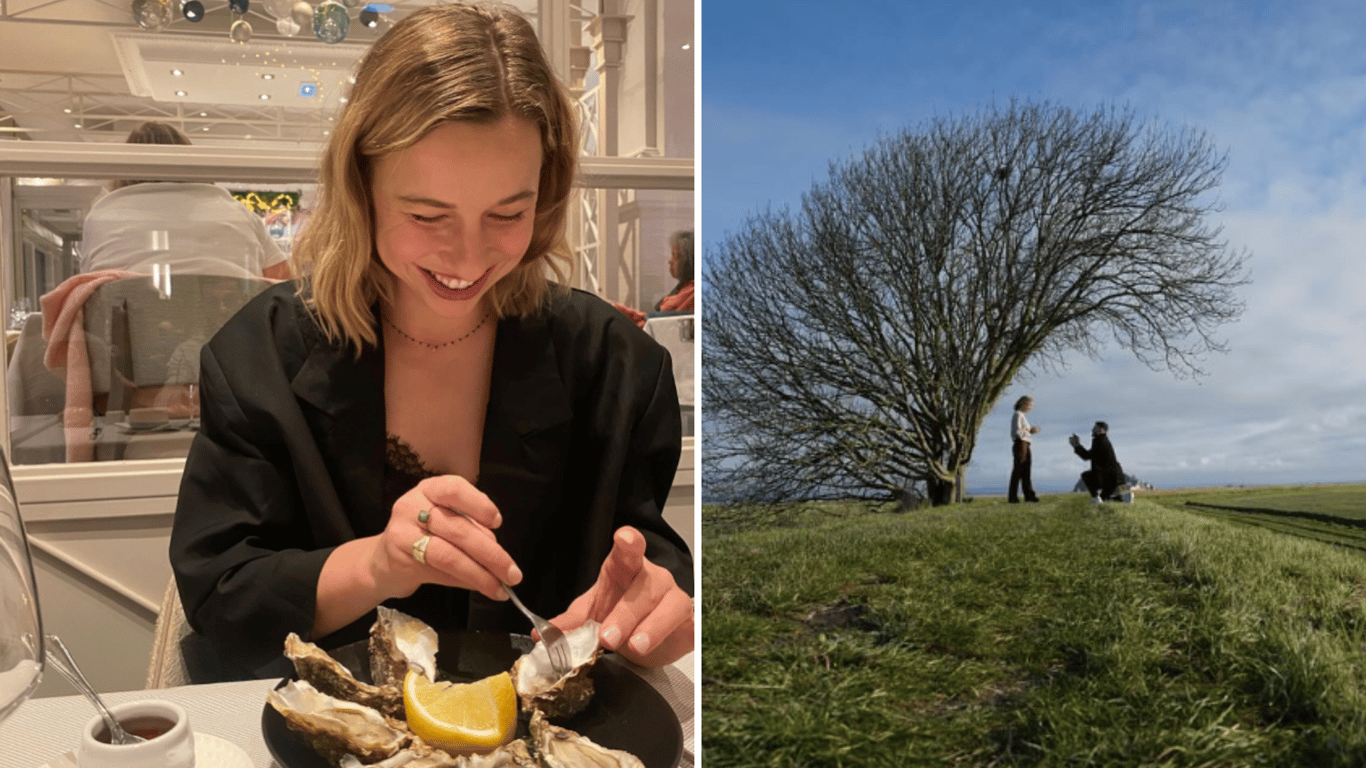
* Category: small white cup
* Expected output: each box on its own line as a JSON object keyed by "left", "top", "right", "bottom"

{"left": 77, "top": 699, "right": 195, "bottom": 768}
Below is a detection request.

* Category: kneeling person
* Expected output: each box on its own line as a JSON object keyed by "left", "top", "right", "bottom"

{"left": 1069, "top": 421, "right": 1124, "bottom": 503}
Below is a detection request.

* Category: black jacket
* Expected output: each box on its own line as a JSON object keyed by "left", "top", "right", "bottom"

{"left": 169, "top": 283, "right": 691, "bottom": 677}
{"left": 1073, "top": 433, "right": 1123, "bottom": 479}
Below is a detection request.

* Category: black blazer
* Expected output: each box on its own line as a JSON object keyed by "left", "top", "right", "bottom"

{"left": 170, "top": 282, "right": 691, "bottom": 677}
{"left": 1073, "top": 433, "right": 1123, "bottom": 479}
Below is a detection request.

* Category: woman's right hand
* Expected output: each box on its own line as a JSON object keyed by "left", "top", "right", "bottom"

{"left": 372, "top": 475, "right": 522, "bottom": 603}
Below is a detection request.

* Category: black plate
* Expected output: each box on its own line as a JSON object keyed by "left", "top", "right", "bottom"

{"left": 261, "top": 630, "right": 683, "bottom": 768}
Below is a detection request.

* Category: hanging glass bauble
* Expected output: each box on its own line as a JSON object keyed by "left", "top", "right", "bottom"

{"left": 340, "top": 0, "right": 363, "bottom": 9}
{"left": 358, "top": 6, "right": 378, "bottom": 27}
{"left": 131, "top": 0, "right": 174, "bottom": 31}
{"left": 312, "top": 0, "right": 349, "bottom": 44}
{"left": 228, "top": 0, "right": 249, "bottom": 13}
{"left": 291, "top": 1, "right": 314, "bottom": 27}
{"left": 264, "top": 0, "right": 293, "bottom": 18}
{"left": 276, "top": 15, "right": 301, "bottom": 35}
{"left": 181, "top": 0, "right": 205, "bottom": 21}
{"left": 230, "top": 18, "right": 253, "bottom": 43}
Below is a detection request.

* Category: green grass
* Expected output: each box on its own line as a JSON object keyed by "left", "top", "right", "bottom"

{"left": 702, "top": 494, "right": 1366, "bottom": 767}
{"left": 1150, "top": 484, "right": 1366, "bottom": 555}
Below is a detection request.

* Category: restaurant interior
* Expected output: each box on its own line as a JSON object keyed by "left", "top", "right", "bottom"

{"left": 0, "top": 0, "right": 694, "bottom": 762}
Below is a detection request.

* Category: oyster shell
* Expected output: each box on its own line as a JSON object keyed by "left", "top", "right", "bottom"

{"left": 529, "top": 710, "right": 644, "bottom": 768}
{"left": 510, "top": 621, "right": 602, "bottom": 718}
{"left": 338, "top": 739, "right": 537, "bottom": 768}
{"left": 371, "top": 606, "right": 439, "bottom": 687}
{"left": 266, "top": 679, "right": 410, "bottom": 764}
{"left": 285, "top": 632, "right": 404, "bottom": 718}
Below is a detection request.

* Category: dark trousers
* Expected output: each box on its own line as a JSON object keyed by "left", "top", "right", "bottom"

{"left": 1081, "top": 470, "right": 1121, "bottom": 501}
{"left": 1009, "top": 439, "right": 1037, "bottom": 502}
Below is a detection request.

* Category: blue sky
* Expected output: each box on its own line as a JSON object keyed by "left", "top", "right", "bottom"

{"left": 701, "top": 0, "right": 1366, "bottom": 492}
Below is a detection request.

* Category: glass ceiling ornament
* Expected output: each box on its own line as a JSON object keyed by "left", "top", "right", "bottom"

{"left": 228, "top": 0, "right": 249, "bottom": 14}
{"left": 230, "top": 17, "right": 253, "bottom": 43}
{"left": 181, "top": 0, "right": 205, "bottom": 22}
{"left": 264, "top": 0, "right": 293, "bottom": 19}
{"left": 276, "top": 15, "right": 301, "bottom": 35}
{"left": 359, "top": 5, "right": 379, "bottom": 27}
{"left": 340, "top": 0, "right": 363, "bottom": 9}
{"left": 131, "top": 0, "right": 174, "bottom": 31}
{"left": 312, "top": 0, "right": 349, "bottom": 44}
{"left": 291, "top": 1, "right": 314, "bottom": 28}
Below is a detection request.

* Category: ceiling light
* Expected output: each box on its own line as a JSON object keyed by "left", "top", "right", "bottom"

{"left": 198, "top": 112, "right": 208, "bottom": 117}
{"left": 259, "top": 94, "right": 271, "bottom": 100}
{"left": 180, "top": 0, "right": 203, "bottom": 21}
{"left": 175, "top": 90, "right": 187, "bottom": 97}
{"left": 171, "top": 68, "right": 185, "bottom": 76}
{"left": 261, "top": 73, "right": 275, "bottom": 80}
{"left": 682, "top": 43, "right": 691, "bottom": 50}
{"left": 202, "top": 127, "right": 210, "bottom": 132}
{"left": 74, "top": 123, "right": 83, "bottom": 129}
{"left": 63, "top": 108, "right": 72, "bottom": 114}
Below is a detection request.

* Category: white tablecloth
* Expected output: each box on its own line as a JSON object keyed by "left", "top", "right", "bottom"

{"left": 0, "top": 652, "right": 695, "bottom": 768}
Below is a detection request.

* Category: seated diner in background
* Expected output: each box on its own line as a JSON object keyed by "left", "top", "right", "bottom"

{"left": 611, "top": 229, "right": 695, "bottom": 327}
{"left": 79, "top": 121, "right": 291, "bottom": 281}
{"left": 168, "top": 2, "right": 694, "bottom": 681}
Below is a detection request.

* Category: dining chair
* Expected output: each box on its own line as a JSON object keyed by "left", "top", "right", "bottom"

{"left": 83, "top": 273, "right": 271, "bottom": 418}
{"left": 144, "top": 578, "right": 192, "bottom": 689}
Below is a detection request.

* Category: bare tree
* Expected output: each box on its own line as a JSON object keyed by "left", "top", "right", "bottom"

{"left": 703, "top": 101, "right": 1250, "bottom": 506}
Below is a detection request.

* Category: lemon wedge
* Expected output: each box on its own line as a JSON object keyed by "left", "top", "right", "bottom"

{"left": 403, "top": 669, "right": 518, "bottom": 754}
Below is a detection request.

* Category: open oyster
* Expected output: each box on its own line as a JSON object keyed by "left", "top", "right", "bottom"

{"left": 285, "top": 632, "right": 403, "bottom": 718}
{"left": 529, "top": 711, "right": 644, "bottom": 768}
{"left": 510, "top": 621, "right": 602, "bottom": 718}
{"left": 371, "top": 606, "right": 439, "bottom": 687}
{"left": 338, "top": 739, "right": 538, "bottom": 768}
{"left": 266, "top": 679, "right": 411, "bottom": 764}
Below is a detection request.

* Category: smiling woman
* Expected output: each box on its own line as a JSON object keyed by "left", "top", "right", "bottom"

{"left": 167, "top": 2, "right": 694, "bottom": 680}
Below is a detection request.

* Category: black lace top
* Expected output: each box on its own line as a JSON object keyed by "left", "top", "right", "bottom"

{"left": 383, "top": 434, "right": 439, "bottom": 513}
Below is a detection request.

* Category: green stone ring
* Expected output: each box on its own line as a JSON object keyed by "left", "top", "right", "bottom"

{"left": 417, "top": 508, "right": 431, "bottom": 525}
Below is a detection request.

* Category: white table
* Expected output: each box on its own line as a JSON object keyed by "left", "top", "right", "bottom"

{"left": 0, "top": 652, "right": 695, "bottom": 768}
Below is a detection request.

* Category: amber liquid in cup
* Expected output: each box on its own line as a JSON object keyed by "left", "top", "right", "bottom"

{"left": 95, "top": 715, "right": 176, "bottom": 744}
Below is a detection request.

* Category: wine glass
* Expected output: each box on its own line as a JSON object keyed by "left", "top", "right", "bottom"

{"left": 0, "top": 447, "right": 44, "bottom": 725}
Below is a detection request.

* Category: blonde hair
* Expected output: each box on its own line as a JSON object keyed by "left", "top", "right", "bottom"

{"left": 293, "top": 2, "right": 578, "bottom": 353}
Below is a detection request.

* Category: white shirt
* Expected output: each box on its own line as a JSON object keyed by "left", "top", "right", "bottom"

{"left": 1012, "top": 409, "right": 1033, "bottom": 443}
{"left": 81, "top": 183, "right": 287, "bottom": 279}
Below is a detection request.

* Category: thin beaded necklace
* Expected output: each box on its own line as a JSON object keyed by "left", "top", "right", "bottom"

{"left": 385, "top": 309, "right": 492, "bottom": 350}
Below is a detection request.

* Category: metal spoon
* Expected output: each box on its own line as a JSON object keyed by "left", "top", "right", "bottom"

{"left": 44, "top": 635, "right": 146, "bottom": 745}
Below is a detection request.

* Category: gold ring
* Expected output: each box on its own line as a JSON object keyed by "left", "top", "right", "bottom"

{"left": 417, "top": 508, "right": 431, "bottom": 526}
{"left": 411, "top": 534, "right": 431, "bottom": 565}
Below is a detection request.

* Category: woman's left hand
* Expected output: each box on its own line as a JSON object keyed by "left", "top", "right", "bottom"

{"left": 551, "top": 526, "right": 694, "bottom": 668}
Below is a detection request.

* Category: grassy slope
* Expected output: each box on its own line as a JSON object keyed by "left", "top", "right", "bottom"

{"left": 702, "top": 494, "right": 1366, "bottom": 767}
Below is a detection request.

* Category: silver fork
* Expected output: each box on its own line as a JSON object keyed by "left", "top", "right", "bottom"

{"left": 444, "top": 507, "right": 574, "bottom": 677}
{"left": 501, "top": 583, "right": 574, "bottom": 678}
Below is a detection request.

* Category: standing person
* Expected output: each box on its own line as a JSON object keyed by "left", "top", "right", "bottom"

{"left": 80, "top": 121, "right": 292, "bottom": 281}
{"left": 1070, "top": 421, "right": 1125, "bottom": 504}
{"left": 168, "top": 3, "right": 693, "bottom": 679}
{"left": 1008, "top": 395, "right": 1041, "bottom": 503}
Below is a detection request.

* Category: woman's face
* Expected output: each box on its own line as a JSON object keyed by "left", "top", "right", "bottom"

{"left": 370, "top": 117, "right": 543, "bottom": 324}
{"left": 668, "top": 244, "right": 681, "bottom": 280}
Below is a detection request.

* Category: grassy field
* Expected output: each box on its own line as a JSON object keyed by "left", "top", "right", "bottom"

{"left": 1151, "top": 484, "right": 1366, "bottom": 555}
{"left": 702, "top": 489, "right": 1366, "bottom": 767}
